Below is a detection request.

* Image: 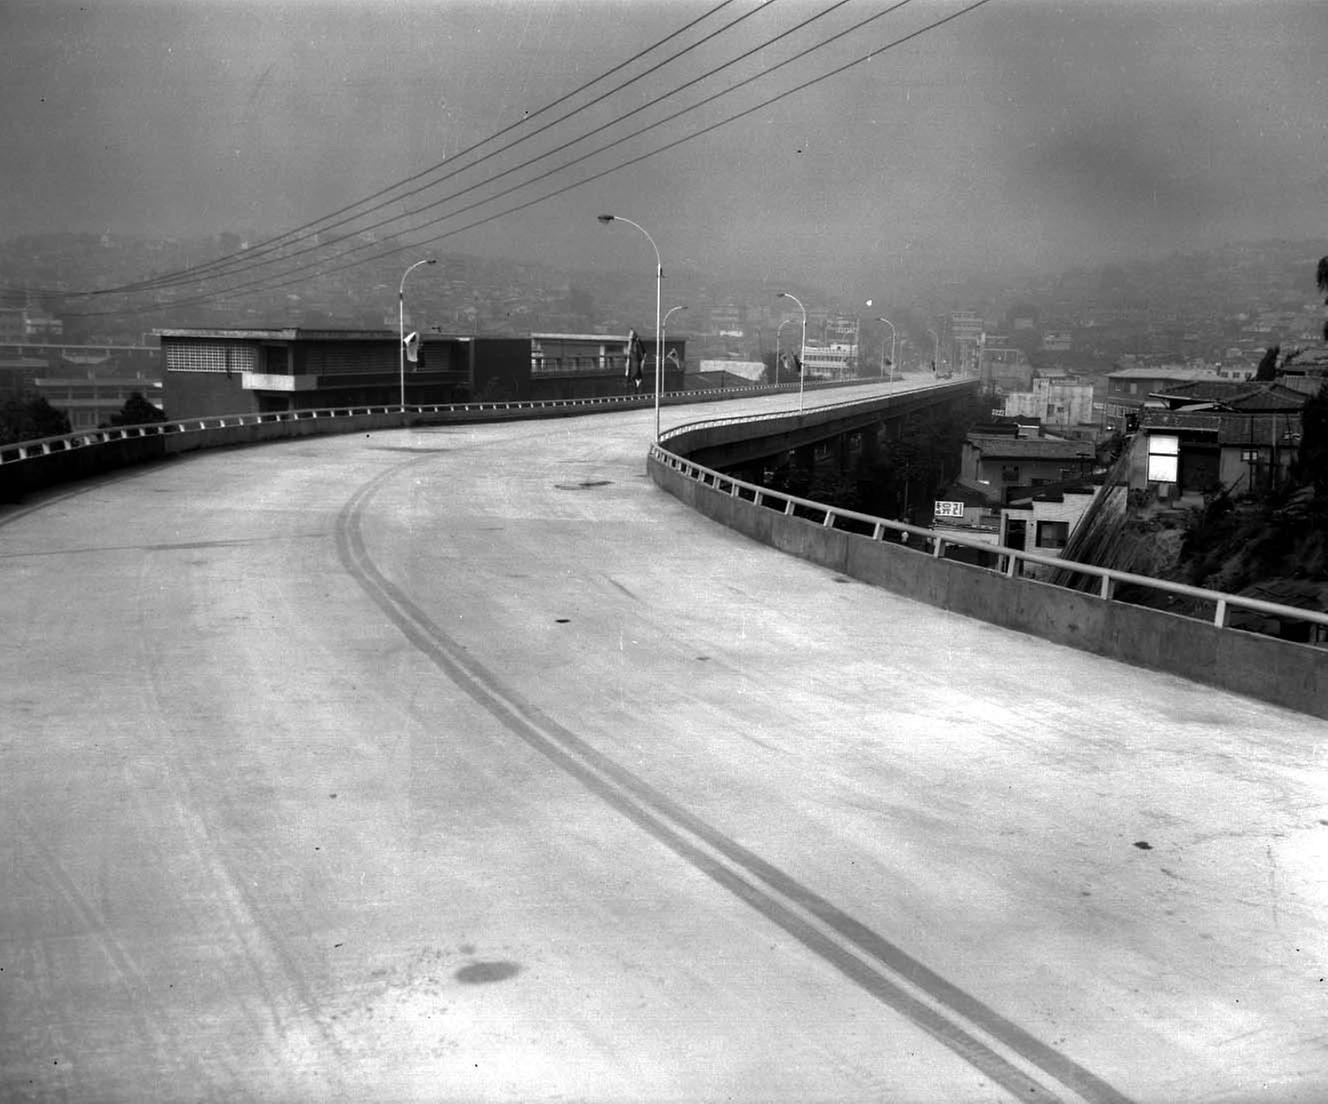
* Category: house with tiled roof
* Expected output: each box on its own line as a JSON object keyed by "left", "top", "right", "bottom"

{"left": 1149, "top": 379, "right": 1308, "bottom": 414}
{"left": 1102, "top": 364, "right": 1226, "bottom": 428}
{"left": 1127, "top": 377, "right": 1309, "bottom": 503}
{"left": 957, "top": 432, "right": 1097, "bottom": 505}
{"left": 1277, "top": 342, "right": 1328, "bottom": 397}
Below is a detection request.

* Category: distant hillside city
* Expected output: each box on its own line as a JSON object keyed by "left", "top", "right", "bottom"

{"left": 1, "top": 231, "right": 1325, "bottom": 433}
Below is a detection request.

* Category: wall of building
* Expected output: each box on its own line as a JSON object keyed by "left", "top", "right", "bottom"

{"left": 165, "top": 369, "right": 263, "bottom": 419}
{"left": 471, "top": 338, "right": 533, "bottom": 400}
{"left": 1034, "top": 378, "right": 1094, "bottom": 426}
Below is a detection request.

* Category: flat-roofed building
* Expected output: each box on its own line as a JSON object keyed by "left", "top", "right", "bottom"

{"left": 35, "top": 376, "right": 163, "bottom": 430}
{"left": 159, "top": 327, "right": 686, "bottom": 418}
{"left": 1103, "top": 365, "right": 1225, "bottom": 428}
{"left": 160, "top": 327, "right": 503, "bottom": 417}
{"left": 530, "top": 332, "right": 684, "bottom": 397}
{"left": 958, "top": 433, "right": 1097, "bottom": 505}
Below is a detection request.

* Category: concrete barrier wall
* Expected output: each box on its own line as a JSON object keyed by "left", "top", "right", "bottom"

{"left": 1, "top": 435, "right": 168, "bottom": 501}
{"left": 649, "top": 451, "right": 1328, "bottom": 719}
{"left": 0, "top": 410, "right": 413, "bottom": 501}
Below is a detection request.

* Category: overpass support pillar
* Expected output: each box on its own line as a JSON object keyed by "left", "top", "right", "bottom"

{"left": 735, "top": 461, "right": 765, "bottom": 485}
{"left": 794, "top": 444, "right": 816, "bottom": 471}
{"left": 861, "top": 424, "right": 881, "bottom": 462}
{"left": 836, "top": 433, "right": 851, "bottom": 472}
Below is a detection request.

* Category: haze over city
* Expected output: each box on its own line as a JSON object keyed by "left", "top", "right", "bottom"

{"left": 3, "top": 0, "right": 1326, "bottom": 302}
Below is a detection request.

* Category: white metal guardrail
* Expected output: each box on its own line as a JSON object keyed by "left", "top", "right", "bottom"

{"left": 0, "top": 397, "right": 629, "bottom": 463}
{"left": 0, "top": 387, "right": 738, "bottom": 467}
{"left": 0, "top": 379, "right": 830, "bottom": 465}
{"left": 649, "top": 437, "right": 1328, "bottom": 638}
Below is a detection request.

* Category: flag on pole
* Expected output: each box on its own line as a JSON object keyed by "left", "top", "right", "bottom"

{"left": 404, "top": 331, "right": 419, "bottom": 363}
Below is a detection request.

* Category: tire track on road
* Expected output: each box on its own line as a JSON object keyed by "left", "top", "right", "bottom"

{"left": 336, "top": 457, "right": 1136, "bottom": 1104}
{"left": 11, "top": 809, "right": 229, "bottom": 1104}
{"left": 129, "top": 539, "right": 352, "bottom": 1094}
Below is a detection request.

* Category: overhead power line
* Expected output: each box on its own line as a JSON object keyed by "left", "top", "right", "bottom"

{"left": 40, "top": 0, "right": 752, "bottom": 299}
{"left": 117, "top": 0, "right": 859, "bottom": 302}
{"left": 66, "top": 0, "right": 914, "bottom": 312}
{"left": 61, "top": 0, "right": 999, "bottom": 321}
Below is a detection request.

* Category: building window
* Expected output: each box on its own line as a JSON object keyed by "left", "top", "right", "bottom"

{"left": 1147, "top": 434, "right": 1180, "bottom": 482}
{"left": 1036, "top": 521, "right": 1069, "bottom": 549}
{"left": 164, "top": 341, "right": 258, "bottom": 374}
{"left": 1000, "top": 465, "right": 1020, "bottom": 482}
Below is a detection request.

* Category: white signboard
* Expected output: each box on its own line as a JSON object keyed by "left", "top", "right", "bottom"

{"left": 934, "top": 500, "right": 965, "bottom": 518}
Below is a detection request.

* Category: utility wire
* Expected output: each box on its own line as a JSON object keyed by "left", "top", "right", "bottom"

{"left": 126, "top": 0, "right": 859, "bottom": 300}
{"left": 42, "top": 0, "right": 750, "bottom": 299}
{"left": 76, "top": 0, "right": 909, "bottom": 312}
{"left": 65, "top": 0, "right": 998, "bottom": 320}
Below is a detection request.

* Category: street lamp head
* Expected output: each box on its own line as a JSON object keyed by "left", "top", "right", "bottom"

{"left": 777, "top": 291, "right": 789, "bottom": 298}
{"left": 596, "top": 214, "right": 616, "bottom": 224}
{"left": 426, "top": 258, "right": 437, "bottom": 265}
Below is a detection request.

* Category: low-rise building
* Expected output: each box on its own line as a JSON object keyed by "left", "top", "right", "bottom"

{"left": 978, "top": 343, "right": 1033, "bottom": 393}
{"left": 159, "top": 327, "right": 685, "bottom": 418}
{"left": 0, "top": 357, "right": 47, "bottom": 398}
{"left": 35, "top": 376, "right": 163, "bottom": 430}
{"left": 1003, "top": 376, "right": 1095, "bottom": 430}
{"left": 958, "top": 432, "right": 1097, "bottom": 505}
{"left": 999, "top": 484, "right": 1100, "bottom": 579}
{"left": 1103, "top": 364, "right": 1226, "bottom": 429}
{"left": 1124, "top": 380, "right": 1310, "bottom": 503}
{"left": 1277, "top": 342, "right": 1328, "bottom": 396}
{"left": 0, "top": 306, "right": 64, "bottom": 342}
{"left": 800, "top": 341, "right": 856, "bottom": 380}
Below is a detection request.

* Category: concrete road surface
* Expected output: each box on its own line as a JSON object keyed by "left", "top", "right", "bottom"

{"left": 3, "top": 384, "right": 1327, "bottom": 1103}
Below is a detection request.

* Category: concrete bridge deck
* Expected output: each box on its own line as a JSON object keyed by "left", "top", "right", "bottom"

{"left": 2, "top": 382, "right": 1326, "bottom": 1103}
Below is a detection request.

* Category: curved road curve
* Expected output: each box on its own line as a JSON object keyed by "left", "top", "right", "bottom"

{"left": 3, "top": 384, "right": 1326, "bottom": 1103}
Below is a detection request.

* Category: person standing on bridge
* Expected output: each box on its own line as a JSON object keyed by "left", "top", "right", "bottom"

{"left": 625, "top": 328, "right": 646, "bottom": 392}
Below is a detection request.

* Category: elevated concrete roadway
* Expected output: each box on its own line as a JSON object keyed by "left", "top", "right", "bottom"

{"left": 2, "top": 381, "right": 1326, "bottom": 1103}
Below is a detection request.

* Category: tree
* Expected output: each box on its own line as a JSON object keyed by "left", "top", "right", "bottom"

{"left": 1292, "top": 382, "right": 1328, "bottom": 493}
{"left": 1254, "top": 344, "right": 1280, "bottom": 382}
{"left": 107, "top": 392, "right": 165, "bottom": 427}
{"left": 1318, "top": 255, "right": 1328, "bottom": 340}
{"left": 0, "top": 394, "right": 71, "bottom": 446}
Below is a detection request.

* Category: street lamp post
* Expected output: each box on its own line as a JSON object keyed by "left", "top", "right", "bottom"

{"left": 876, "top": 316, "right": 896, "bottom": 383}
{"left": 662, "top": 304, "right": 686, "bottom": 388}
{"left": 598, "top": 214, "right": 662, "bottom": 439}
{"left": 775, "top": 317, "right": 798, "bottom": 389}
{"left": 399, "top": 258, "right": 436, "bottom": 410}
{"left": 777, "top": 292, "right": 807, "bottom": 412}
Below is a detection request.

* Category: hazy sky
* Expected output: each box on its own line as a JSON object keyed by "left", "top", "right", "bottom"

{"left": 3, "top": 0, "right": 1325, "bottom": 300}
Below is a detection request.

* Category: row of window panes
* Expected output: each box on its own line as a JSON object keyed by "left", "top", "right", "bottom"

{"left": 42, "top": 388, "right": 142, "bottom": 400}
{"left": 164, "top": 342, "right": 258, "bottom": 373}
{"left": 531, "top": 355, "right": 627, "bottom": 375}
